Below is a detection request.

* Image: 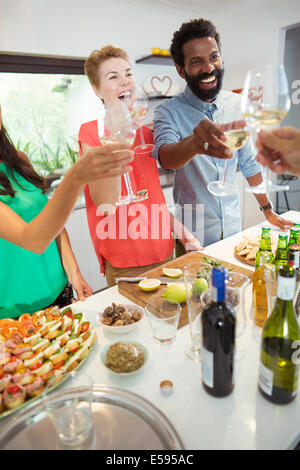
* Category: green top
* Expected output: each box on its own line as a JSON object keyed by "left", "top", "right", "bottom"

{"left": 289, "top": 227, "right": 300, "bottom": 246}
{"left": 0, "top": 162, "right": 68, "bottom": 318}
{"left": 255, "top": 227, "right": 274, "bottom": 269}
{"left": 274, "top": 233, "right": 288, "bottom": 268}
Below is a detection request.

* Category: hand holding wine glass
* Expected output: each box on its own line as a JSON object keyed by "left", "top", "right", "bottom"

{"left": 256, "top": 127, "right": 300, "bottom": 178}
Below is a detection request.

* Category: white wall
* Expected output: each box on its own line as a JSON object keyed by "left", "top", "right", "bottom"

{"left": 1, "top": 0, "right": 300, "bottom": 92}
{"left": 208, "top": 0, "right": 300, "bottom": 90}
{"left": 1, "top": 0, "right": 300, "bottom": 101}
{"left": 284, "top": 24, "right": 300, "bottom": 130}
{"left": 0, "top": 0, "right": 187, "bottom": 58}
{"left": 0, "top": 0, "right": 186, "bottom": 92}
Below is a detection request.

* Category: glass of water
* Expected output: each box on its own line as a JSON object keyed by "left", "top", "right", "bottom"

{"left": 184, "top": 262, "right": 212, "bottom": 362}
{"left": 45, "top": 370, "right": 94, "bottom": 448}
{"left": 145, "top": 295, "right": 181, "bottom": 345}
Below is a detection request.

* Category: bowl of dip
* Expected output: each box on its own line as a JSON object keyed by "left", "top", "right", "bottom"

{"left": 100, "top": 341, "right": 148, "bottom": 377}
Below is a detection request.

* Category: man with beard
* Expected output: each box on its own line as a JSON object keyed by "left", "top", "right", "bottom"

{"left": 153, "top": 19, "right": 292, "bottom": 253}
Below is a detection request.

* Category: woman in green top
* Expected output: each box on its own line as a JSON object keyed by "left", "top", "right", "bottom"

{"left": 0, "top": 105, "right": 134, "bottom": 318}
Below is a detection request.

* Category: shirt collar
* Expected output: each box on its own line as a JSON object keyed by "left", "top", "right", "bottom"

{"left": 183, "top": 85, "right": 222, "bottom": 114}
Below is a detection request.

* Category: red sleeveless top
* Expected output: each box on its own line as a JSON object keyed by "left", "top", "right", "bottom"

{"left": 78, "top": 121, "right": 174, "bottom": 274}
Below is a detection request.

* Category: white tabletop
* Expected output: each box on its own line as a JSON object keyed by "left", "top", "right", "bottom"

{"left": 59, "top": 210, "right": 300, "bottom": 450}
{"left": 4, "top": 211, "right": 300, "bottom": 450}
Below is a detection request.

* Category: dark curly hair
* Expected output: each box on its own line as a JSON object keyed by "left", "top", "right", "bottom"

{"left": 170, "top": 19, "right": 221, "bottom": 68}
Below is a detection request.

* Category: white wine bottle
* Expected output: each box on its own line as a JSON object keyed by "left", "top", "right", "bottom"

{"left": 258, "top": 267, "right": 300, "bottom": 404}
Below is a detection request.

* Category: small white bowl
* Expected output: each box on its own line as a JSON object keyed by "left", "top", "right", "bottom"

{"left": 97, "top": 304, "right": 144, "bottom": 335}
{"left": 100, "top": 341, "right": 148, "bottom": 377}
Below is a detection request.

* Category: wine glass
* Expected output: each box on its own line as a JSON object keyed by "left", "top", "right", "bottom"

{"left": 184, "top": 262, "right": 212, "bottom": 362}
{"left": 241, "top": 63, "right": 291, "bottom": 194}
{"left": 207, "top": 123, "right": 250, "bottom": 197}
{"left": 125, "top": 87, "right": 155, "bottom": 154}
{"left": 99, "top": 101, "right": 148, "bottom": 206}
{"left": 225, "top": 271, "right": 249, "bottom": 361}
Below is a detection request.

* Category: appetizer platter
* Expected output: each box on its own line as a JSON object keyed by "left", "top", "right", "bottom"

{"left": 0, "top": 306, "right": 96, "bottom": 420}
{"left": 234, "top": 233, "right": 277, "bottom": 266}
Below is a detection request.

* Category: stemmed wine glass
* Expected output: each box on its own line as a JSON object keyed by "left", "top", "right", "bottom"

{"left": 125, "top": 87, "right": 155, "bottom": 154}
{"left": 207, "top": 124, "right": 250, "bottom": 197}
{"left": 184, "top": 262, "right": 212, "bottom": 362}
{"left": 99, "top": 101, "right": 148, "bottom": 206}
{"left": 241, "top": 63, "right": 291, "bottom": 194}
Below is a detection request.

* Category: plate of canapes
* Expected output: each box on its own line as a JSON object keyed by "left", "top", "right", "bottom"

{"left": 0, "top": 306, "right": 96, "bottom": 419}
{"left": 234, "top": 233, "right": 277, "bottom": 266}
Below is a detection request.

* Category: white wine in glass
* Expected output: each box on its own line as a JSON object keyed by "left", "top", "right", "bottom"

{"left": 100, "top": 101, "right": 148, "bottom": 206}
{"left": 242, "top": 64, "right": 291, "bottom": 194}
{"left": 245, "top": 109, "right": 288, "bottom": 131}
{"left": 207, "top": 126, "right": 250, "bottom": 197}
{"left": 223, "top": 129, "right": 250, "bottom": 151}
{"left": 126, "top": 87, "right": 155, "bottom": 154}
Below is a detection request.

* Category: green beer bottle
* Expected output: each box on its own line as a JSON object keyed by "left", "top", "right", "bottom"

{"left": 255, "top": 226, "right": 274, "bottom": 269}
{"left": 258, "top": 267, "right": 300, "bottom": 404}
{"left": 288, "top": 227, "right": 300, "bottom": 247}
{"left": 274, "top": 233, "right": 288, "bottom": 272}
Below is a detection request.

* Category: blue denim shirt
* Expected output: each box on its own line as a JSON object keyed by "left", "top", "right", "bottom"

{"left": 153, "top": 86, "right": 261, "bottom": 246}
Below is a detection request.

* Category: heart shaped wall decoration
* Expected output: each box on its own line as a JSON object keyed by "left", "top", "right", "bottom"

{"left": 150, "top": 75, "right": 173, "bottom": 96}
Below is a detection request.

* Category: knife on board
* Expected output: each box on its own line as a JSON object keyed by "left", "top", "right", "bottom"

{"left": 115, "top": 276, "right": 185, "bottom": 285}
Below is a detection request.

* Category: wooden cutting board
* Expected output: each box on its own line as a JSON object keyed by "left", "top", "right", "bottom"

{"left": 118, "top": 251, "right": 253, "bottom": 329}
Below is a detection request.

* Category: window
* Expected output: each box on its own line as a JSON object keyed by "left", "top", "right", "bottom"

{"left": 0, "top": 54, "right": 103, "bottom": 179}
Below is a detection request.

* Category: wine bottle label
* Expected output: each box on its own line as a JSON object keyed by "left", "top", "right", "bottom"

{"left": 258, "top": 361, "right": 273, "bottom": 396}
{"left": 277, "top": 276, "right": 296, "bottom": 301}
{"left": 201, "top": 347, "right": 213, "bottom": 388}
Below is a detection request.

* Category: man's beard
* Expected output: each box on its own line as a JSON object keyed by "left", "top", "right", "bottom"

{"left": 184, "top": 67, "right": 224, "bottom": 102}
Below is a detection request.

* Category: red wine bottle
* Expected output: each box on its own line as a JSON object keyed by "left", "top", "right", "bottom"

{"left": 201, "top": 267, "right": 236, "bottom": 397}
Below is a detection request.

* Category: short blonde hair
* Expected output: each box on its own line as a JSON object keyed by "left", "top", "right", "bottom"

{"left": 84, "top": 45, "right": 130, "bottom": 87}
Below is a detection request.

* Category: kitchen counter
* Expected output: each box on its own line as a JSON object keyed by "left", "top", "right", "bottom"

{"left": 2, "top": 211, "right": 300, "bottom": 450}
{"left": 64, "top": 212, "right": 300, "bottom": 449}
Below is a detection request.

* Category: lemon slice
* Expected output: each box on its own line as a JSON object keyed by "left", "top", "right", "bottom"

{"left": 162, "top": 268, "right": 183, "bottom": 278}
{"left": 138, "top": 279, "right": 161, "bottom": 292}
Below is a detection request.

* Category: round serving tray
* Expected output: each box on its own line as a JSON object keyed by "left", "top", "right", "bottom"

{"left": 234, "top": 247, "right": 255, "bottom": 266}
{"left": 0, "top": 385, "right": 184, "bottom": 450}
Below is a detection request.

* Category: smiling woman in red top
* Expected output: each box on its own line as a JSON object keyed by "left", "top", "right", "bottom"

{"left": 79, "top": 45, "right": 202, "bottom": 287}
